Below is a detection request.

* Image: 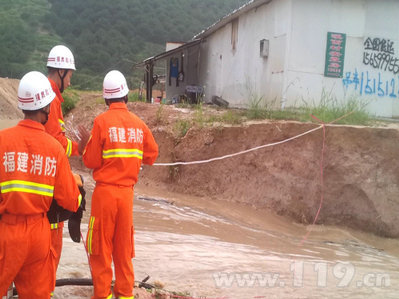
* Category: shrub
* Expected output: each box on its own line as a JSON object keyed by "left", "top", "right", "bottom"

{"left": 61, "top": 89, "right": 80, "bottom": 115}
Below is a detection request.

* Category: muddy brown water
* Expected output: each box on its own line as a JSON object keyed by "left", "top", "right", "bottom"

{"left": 55, "top": 177, "right": 399, "bottom": 299}
{"left": 1, "top": 121, "right": 399, "bottom": 298}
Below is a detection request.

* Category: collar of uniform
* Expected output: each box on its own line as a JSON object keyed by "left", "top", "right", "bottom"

{"left": 18, "top": 119, "right": 45, "bottom": 131}
{"left": 48, "top": 78, "right": 64, "bottom": 103}
{"left": 109, "top": 102, "right": 127, "bottom": 110}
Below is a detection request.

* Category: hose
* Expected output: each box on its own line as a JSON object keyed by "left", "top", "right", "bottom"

{"left": 12, "top": 277, "right": 153, "bottom": 295}
{"left": 12, "top": 279, "right": 93, "bottom": 296}
{"left": 56, "top": 278, "right": 93, "bottom": 287}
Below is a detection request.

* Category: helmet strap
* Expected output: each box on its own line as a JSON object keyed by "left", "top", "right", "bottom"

{"left": 57, "top": 69, "right": 68, "bottom": 93}
{"left": 40, "top": 105, "right": 51, "bottom": 125}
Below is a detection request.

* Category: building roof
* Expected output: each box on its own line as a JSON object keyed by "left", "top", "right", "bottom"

{"left": 193, "top": 0, "right": 272, "bottom": 40}
{"left": 135, "top": 0, "right": 272, "bottom": 67}
{"left": 134, "top": 39, "right": 202, "bottom": 67}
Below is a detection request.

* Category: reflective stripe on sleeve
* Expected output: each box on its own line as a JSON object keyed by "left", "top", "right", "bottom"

{"left": 66, "top": 138, "right": 72, "bottom": 157}
{"left": 102, "top": 148, "right": 143, "bottom": 159}
{"left": 58, "top": 119, "right": 66, "bottom": 132}
{"left": 0, "top": 180, "right": 54, "bottom": 197}
{"left": 78, "top": 193, "right": 82, "bottom": 207}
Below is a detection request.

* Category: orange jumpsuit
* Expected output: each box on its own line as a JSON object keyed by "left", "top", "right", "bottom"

{"left": 83, "top": 102, "right": 158, "bottom": 299}
{"left": 0, "top": 119, "right": 81, "bottom": 299}
{"left": 45, "top": 79, "right": 79, "bottom": 158}
{"left": 45, "top": 78, "right": 79, "bottom": 279}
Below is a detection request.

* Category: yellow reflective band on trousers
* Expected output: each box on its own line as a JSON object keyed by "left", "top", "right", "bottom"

{"left": 118, "top": 296, "right": 134, "bottom": 299}
{"left": 58, "top": 119, "right": 66, "bottom": 132}
{"left": 102, "top": 148, "right": 143, "bottom": 159}
{"left": 50, "top": 223, "right": 59, "bottom": 230}
{"left": 87, "top": 216, "right": 95, "bottom": 255}
{"left": 66, "top": 138, "right": 72, "bottom": 157}
{"left": 0, "top": 180, "right": 54, "bottom": 197}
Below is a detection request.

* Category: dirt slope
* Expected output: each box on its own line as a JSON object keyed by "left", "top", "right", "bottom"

{"left": 0, "top": 77, "right": 23, "bottom": 119}
{"left": 153, "top": 122, "right": 399, "bottom": 237}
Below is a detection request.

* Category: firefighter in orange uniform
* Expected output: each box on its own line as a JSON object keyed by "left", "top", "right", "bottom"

{"left": 44, "top": 45, "right": 89, "bottom": 285}
{"left": 83, "top": 70, "right": 158, "bottom": 299}
{"left": 0, "top": 71, "right": 82, "bottom": 299}
{"left": 45, "top": 45, "right": 89, "bottom": 158}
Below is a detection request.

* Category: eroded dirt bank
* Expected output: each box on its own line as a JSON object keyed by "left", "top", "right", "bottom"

{"left": 144, "top": 121, "right": 399, "bottom": 238}
{"left": 68, "top": 98, "right": 399, "bottom": 238}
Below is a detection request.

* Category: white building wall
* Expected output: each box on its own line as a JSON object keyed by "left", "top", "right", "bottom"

{"left": 351, "top": 0, "right": 399, "bottom": 117}
{"left": 197, "top": 0, "right": 399, "bottom": 117}
{"left": 198, "top": 0, "right": 291, "bottom": 107}
{"left": 284, "top": 0, "right": 399, "bottom": 117}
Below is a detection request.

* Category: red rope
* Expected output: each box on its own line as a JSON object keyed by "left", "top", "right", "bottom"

{"left": 300, "top": 115, "right": 326, "bottom": 245}
{"left": 80, "top": 231, "right": 93, "bottom": 277}
{"left": 170, "top": 295, "right": 229, "bottom": 299}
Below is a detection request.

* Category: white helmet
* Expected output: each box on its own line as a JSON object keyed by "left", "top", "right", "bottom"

{"left": 18, "top": 71, "right": 56, "bottom": 111}
{"left": 47, "top": 45, "right": 76, "bottom": 70}
{"left": 103, "top": 70, "right": 129, "bottom": 99}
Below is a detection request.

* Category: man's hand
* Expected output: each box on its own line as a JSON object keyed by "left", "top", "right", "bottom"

{"left": 77, "top": 125, "right": 90, "bottom": 155}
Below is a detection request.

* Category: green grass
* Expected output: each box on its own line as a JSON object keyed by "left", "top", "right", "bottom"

{"left": 300, "top": 95, "right": 371, "bottom": 125}
{"left": 155, "top": 104, "right": 165, "bottom": 125}
{"left": 128, "top": 91, "right": 145, "bottom": 102}
{"left": 246, "top": 94, "right": 270, "bottom": 120}
{"left": 173, "top": 119, "right": 192, "bottom": 138}
{"left": 194, "top": 103, "right": 205, "bottom": 128}
{"left": 177, "top": 103, "right": 245, "bottom": 127}
{"left": 175, "top": 101, "right": 191, "bottom": 109}
{"left": 242, "top": 90, "right": 372, "bottom": 125}
{"left": 61, "top": 88, "right": 80, "bottom": 115}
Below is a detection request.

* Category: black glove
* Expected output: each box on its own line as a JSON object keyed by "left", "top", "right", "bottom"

{"left": 47, "top": 200, "right": 73, "bottom": 223}
{"left": 47, "top": 176, "right": 86, "bottom": 224}
{"left": 68, "top": 186, "right": 86, "bottom": 243}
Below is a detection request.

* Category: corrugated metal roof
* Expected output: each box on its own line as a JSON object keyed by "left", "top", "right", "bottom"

{"left": 193, "top": 0, "right": 272, "bottom": 40}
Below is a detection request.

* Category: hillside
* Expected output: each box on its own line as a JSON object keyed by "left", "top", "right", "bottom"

{"left": 0, "top": 0, "right": 248, "bottom": 89}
